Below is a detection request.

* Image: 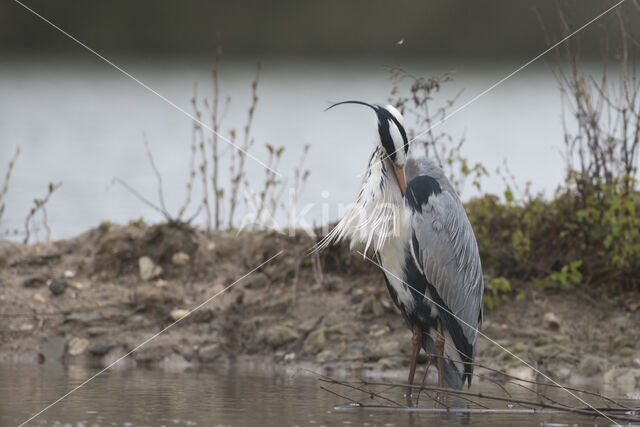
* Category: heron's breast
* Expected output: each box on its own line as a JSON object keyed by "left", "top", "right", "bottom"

{"left": 379, "top": 235, "right": 415, "bottom": 310}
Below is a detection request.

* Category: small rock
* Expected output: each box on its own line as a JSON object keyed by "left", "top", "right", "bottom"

{"left": 369, "top": 325, "right": 390, "bottom": 337}
{"left": 363, "top": 339, "right": 400, "bottom": 361}
{"left": 207, "top": 242, "right": 216, "bottom": 251}
{"left": 377, "top": 357, "right": 395, "bottom": 370}
{"left": 139, "top": 256, "right": 162, "bottom": 281}
{"left": 261, "top": 325, "right": 300, "bottom": 348}
{"left": 48, "top": 279, "right": 68, "bottom": 296}
{"left": 69, "top": 281, "right": 87, "bottom": 290}
{"left": 88, "top": 341, "right": 111, "bottom": 356}
{"left": 505, "top": 366, "right": 536, "bottom": 382}
{"left": 19, "top": 323, "right": 34, "bottom": 331}
{"left": 171, "top": 252, "right": 190, "bottom": 266}
{"left": 170, "top": 309, "right": 189, "bottom": 321}
{"left": 155, "top": 279, "right": 169, "bottom": 288}
{"left": 67, "top": 337, "right": 89, "bottom": 356}
{"left": 554, "top": 366, "right": 572, "bottom": 380}
{"left": 543, "top": 312, "right": 560, "bottom": 331}
{"left": 315, "top": 349, "right": 337, "bottom": 363}
{"left": 23, "top": 275, "right": 48, "bottom": 288}
{"left": 66, "top": 310, "right": 101, "bottom": 324}
{"left": 357, "top": 298, "right": 373, "bottom": 315}
{"left": 304, "top": 328, "right": 328, "bottom": 355}
{"left": 32, "top": 293, "right": 46, "bottom": 303}
{"left": 284, "top": 352, "right": 296, "bottom": 362}
{"left": 245, "top": 272, "right": 269, "bottom": 289}
{"left": 326, "top": 322, "right": 358, "bottom": 341}
{"left": 579, "top": 355, "right": 608, "bottom": 376}
{"left": 198, "top": 343, "right": 223, "bottom": 363}
{"left": 64, "top": 270, "right": 76, "bottom": 278}
{"left": 604, "top": 367, "right": 640, "bottom": 389}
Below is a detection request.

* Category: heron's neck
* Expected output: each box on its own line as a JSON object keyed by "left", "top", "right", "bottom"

{"left": 316, "top": 147, "right": 406, "bottom": 254}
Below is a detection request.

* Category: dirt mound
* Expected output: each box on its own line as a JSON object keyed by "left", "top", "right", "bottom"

{"left": 1, "top": 223, "right": 639, "bottom": 390}
{"left": 91, "top": 223, "right": 199, "bottom": 278}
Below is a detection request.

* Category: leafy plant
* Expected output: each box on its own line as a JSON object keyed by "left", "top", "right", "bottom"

{"left": 535, "top": 260, "right": 583, "bottom": 291}
{"left": 484, "top": 277, "right": 512, "bottom": 311}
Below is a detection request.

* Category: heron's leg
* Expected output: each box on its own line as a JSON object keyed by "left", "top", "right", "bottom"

{"left": 407, "top": 324, "right": 422, "bottom": 394}
{"left": 414, "top": 355, "right": 432, "bottom": 407}
{"left": 436, "top": 319, "right": 445, "bottom": 388}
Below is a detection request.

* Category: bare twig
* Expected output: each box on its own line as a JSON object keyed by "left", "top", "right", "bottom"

{"left": 229, "top": 62, "right": 262, "bottom": 229}
{"left": 24, "top": 181, "right": 62, "bottom": 244}
{"left": 142, "top": 133, "right": 168, "bottom": 214}
{"left": 112, "top": 178, "right": 171, "bottom": 222}
{"left": 0, "top": 146, "right": 20, "bottom": 225}
{"left": 319, "top": 376, "right": 639, "bottom": 422}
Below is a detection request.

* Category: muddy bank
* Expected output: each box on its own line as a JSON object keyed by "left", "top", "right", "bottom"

{"left": 1, "top": 223, "right": 639, "bottom": 389}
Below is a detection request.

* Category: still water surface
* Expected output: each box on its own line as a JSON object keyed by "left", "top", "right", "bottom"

{"left": 0, "top": 364, "right": 626, "bottom": 426}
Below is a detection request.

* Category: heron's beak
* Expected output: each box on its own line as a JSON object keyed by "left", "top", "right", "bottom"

{"left": 393, "top": 166, "right": 406, "bottom": 196}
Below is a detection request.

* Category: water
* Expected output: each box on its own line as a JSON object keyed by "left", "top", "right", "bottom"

{"left": 0, "top": 56, "right": 582, "bottom": 239}
{"left": 0, "top": 364, "right": 623, "bottom": 426}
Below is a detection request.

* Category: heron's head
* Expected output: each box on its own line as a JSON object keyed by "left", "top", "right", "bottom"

{"left": 326, "top": 101, "right": 408, "bottom": 195}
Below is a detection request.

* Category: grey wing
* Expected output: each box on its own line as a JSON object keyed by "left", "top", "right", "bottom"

{"left": 406, "top": 159, "right": 484, "bottom": 351}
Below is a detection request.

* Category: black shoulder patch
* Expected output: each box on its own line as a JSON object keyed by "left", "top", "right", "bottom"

{"left": 406, "top": 175, "right": 442, "bottom": 211}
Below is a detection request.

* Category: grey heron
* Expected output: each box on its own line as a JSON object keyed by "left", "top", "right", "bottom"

{"left": 318, "top": 101, "right": 484, "bottom": 391}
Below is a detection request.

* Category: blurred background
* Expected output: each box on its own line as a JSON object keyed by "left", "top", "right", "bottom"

{"left": 1, "top": 0, "right": 638, "bottom": 239}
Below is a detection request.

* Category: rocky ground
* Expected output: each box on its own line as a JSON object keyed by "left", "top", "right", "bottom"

{"left": 1, "top": 223, "right": 639, "bottom": 390}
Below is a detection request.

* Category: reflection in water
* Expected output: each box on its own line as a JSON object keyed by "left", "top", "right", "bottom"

{"left": 0, "top": 364, "right": 617, "bottom": 426}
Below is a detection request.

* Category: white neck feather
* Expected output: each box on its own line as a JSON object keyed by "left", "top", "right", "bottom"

{"left": 315, "top": 147, "right": 407, "bottom": 254}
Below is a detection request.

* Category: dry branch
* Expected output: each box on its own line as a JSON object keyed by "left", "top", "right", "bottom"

{"left": 317, "top": 374, "right": 640, "bottom": 423}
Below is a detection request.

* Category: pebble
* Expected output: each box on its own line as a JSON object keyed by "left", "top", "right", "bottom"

{"left": 604, "top": 367, "right": 640, "bottom": 388}
{"left": 543, "top": 312, "right": 560, "bottom": 331}
{"left": 363, "top": 339, "right": 400, "bottom": 361}
{"left": 261, "top": 325, "right": 299, "bottom": 348}
{"left": 578, "top": 354, "right": 607, "bottom": 376}
{"left": 198, "top": 343, "right": 223, "bottom": 363}
{"left": 48, "top": 279, "right": 68, "bottom": 296}
{"left": 68, "top": 337, "right": 90, "bottom": 356}
{"left": 32, "top": 293, "right": 46, "bottom": 303}
{"left": 155, "top": 279, "right": 169, "bottom": 288}
{"left": 88, "top": 341, "right": 112, "bottom": 356}
{"left": 19, "top": 323, "right": 34, "bottom": 331}
{"left": 139, "top": 256, "right": 163, "bottom": 281}
{"left": 505, "top": 366, "right": 535, "bottom": 382}
{"left": 171, "top": 252, "right": 190, "bottom": 266}
{"left": 170, "top": 309, "right": 190, "bottom": 321}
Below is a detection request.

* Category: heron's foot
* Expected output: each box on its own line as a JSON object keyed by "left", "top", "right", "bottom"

{"left": 404, "top": 391, "right": 414, "bottom": 407}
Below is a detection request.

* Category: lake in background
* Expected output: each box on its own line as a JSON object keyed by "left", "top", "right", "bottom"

{"left": 1, "top": 56, "right": 574, "bottom": 239}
